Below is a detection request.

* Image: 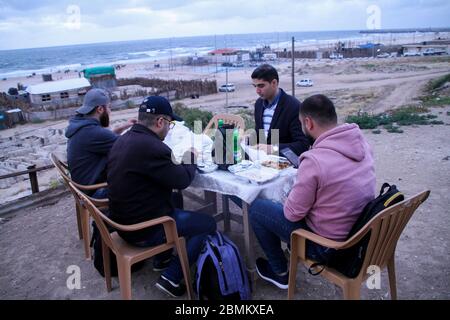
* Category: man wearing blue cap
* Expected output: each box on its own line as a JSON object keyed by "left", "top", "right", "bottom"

{"left": 65, "top": 88, "right": 136, "bottom": 198}
{"left": 107, "top": 95, "right": 217, "bottom": 298}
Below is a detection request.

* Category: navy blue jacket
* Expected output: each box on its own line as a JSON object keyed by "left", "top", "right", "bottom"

{"left": 65, "top": 115, "right": 118, "bottom": 186}
{"left": 107, "top": 124, "right": 197, "bottom": 243}
{"left": 255, "top": 88, "right": 310, "bottom": 156}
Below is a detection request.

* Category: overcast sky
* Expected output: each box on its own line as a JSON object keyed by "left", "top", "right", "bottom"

{"left": 0, "top": 0, "right": 449, "bottom": 50}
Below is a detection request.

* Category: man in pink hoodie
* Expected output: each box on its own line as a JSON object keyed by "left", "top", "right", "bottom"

{"left": 249, "top": 94, "right": 376, "bottom": 289}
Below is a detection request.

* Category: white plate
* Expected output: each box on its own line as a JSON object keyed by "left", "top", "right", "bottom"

{"left": 228, "top": 160, "right": 254, "bottom": 174}
{"left": 234, "top": 167, "right": 280, "bottom": 184}
{"left": 197, "top": 162, "right": 218, "bottom": 173}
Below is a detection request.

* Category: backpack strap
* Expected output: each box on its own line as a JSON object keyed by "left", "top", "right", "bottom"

{"left": 308, "top": 262, "right": 326, "bottom": 276}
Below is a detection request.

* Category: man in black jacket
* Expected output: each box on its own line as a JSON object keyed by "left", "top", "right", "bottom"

{"left": 107, "top": 96, "right": 216, "bottom": 298}
{"left": 251, "top": 64, "right": 310, "bottom": 156}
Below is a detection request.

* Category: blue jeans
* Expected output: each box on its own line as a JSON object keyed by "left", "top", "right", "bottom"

{"left": 92, "top": 187, "right": 108, "bottom": 199}
{"left": 133, "top": 209, "right": 216, "bottom": 283}
{"left": 249, "top": 198, "right": 334, "bottom": 274}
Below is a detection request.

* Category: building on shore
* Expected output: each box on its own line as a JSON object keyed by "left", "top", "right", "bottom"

{"left": 25, "top": 78, "right": 91, "bottom": 109}
{"left": 207, "top": 49, "right": 250, "bottom": 65}
{"left": 83, "top": 66, "right": 117, "bottom": 89}
{"left": 402, "top": 40, "right": 450, "bottom": 56}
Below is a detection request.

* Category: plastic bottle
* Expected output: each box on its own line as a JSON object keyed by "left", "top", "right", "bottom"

{"left": 218, "top": 119, "right": 224, "bottom": 128}
{"left": 233, "top": 128, "right": 242, "bottom": 164}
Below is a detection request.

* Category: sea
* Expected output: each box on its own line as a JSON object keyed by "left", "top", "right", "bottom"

{"left": 0, "top": 30, "right": 377, "bottom": 78}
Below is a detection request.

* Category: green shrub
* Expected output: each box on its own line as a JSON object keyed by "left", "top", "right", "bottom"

{"left": 384, "top": 124, "right": 403, "bottom": 133}
{"left": 426, "top": 74, "right": 450, "bottom": 91}
{"left": 172, "top": 103, "right": 213, "bottom": 131}
{"left": 345, "top": 113, "right": 379, "bottom": 129}
{"left": 429, "top": 120, "right": 444, "bottom": 125}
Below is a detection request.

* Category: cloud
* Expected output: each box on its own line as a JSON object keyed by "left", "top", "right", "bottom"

{"left": 0, "top": 0, "right": 449, "bottom": 49}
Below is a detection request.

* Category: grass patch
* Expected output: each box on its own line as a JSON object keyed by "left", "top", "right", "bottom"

{"left": 345, "top": 105, "right": 439, "bottom": 129}
{"left": 172, "top": 103, "right": 213, "bottom": 131}
{"left": 383, "top": 124, "right": 404, "bottom": 133}
{"left": 426, "top": 73, "right": 450, "bottom": 91}
{"left": 429, "top": 120, "right": 444, "bottom": 125}
{"left": 422, "top": 96, "right": 450, "bottom": 107}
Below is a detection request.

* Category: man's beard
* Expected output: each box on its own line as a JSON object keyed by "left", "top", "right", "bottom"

{"left": 99, "top": 110, "right": 109, "bottom": 127}
{"left": 304, "top": 130, "right": 315, "bottom": 146}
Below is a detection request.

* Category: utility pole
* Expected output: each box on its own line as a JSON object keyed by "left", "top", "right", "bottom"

{"left": 214, "top": 34, "right": 218, "bottom": 74}
{"left": 225, "top": 67, "right": 229, "bottom": 108}
{"left": 291, "top": 37, "right": 295, "bottom": 97}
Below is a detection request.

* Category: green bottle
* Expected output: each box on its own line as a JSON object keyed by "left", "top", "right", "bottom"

{"left": 218, "top": 119, "right": 224, "bottom": 128}
{"left": 233, "top": 128, "right": 242, "bottom": 164}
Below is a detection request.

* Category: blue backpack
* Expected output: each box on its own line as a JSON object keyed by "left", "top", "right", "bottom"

{"left": 195, "top": 231, "right": 252, "bottom": 300}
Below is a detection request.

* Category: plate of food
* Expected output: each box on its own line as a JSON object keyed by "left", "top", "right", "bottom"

{"left": 234, "top": 167, "right": 280, "bottom": 184}
{"left": 259, "top": 155, "right": 292, "bottom": 171}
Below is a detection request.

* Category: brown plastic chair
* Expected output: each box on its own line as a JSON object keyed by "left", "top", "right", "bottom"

{"left": 203, "top": 114, "right": 246, "bottom": 136}
{"left": 68, "top": 181, "right": 194, "bottom": 300}
{"left": 50, "top": 152, "right": 108, "bottom": 259}
{"left": 288, "top": 190, "right": 430, "bottom": 300}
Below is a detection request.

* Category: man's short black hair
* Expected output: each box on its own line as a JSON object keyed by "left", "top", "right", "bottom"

{"left": 251, "top": 64, "right": 279, "bottom": 83}
{"left": 300, "top": 94, "right": 337, "bottom": 125}
{"left": 138, "top": 111, "right": 159, "bottom": 127}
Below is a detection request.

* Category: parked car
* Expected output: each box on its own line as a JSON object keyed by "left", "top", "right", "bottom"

{"left": 403, "top": 51, "right": 421, "bottom": 57}
{"left": 218, "top": 83, "right": 236, "bottom": 92}
{"left": 296, "top": 79, "right": 314, "bottom": 87}
{"left": 329, "top": 53, "right": 343, "bottom": 59}
{"left": 376, "top": 52, "right": 390, "bottom": 58}
{"left": 232, "top": 62, "right": 244, "bottom": 67}
{"left": 423, "top": 48, "right": 447, "bottom": 56}
{"left": 221, "top": 62, "right": 233, "bottom": 67}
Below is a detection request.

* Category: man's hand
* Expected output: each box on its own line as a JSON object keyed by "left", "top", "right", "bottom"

{"left": 113, "top": 118, "right": 137, "bottom": 134}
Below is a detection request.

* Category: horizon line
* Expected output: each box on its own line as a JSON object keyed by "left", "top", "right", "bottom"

{"left": 1, "top": 27, "right": 449, "bottom": 52}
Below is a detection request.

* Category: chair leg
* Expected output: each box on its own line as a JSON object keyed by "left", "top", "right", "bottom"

{"left": 117, "top": 257, "right": 132, "bottom": 300}
{"left": 81, "top": 207, "right": 91, "bottom": 260}
{"left": 342, "top": 281, "right": 361, "bottom": 300}
{"left": 176, "top": 237, "right": 194, "bottom": 299}
{"left": 387, "top": 256, "right": 398, "bottom": 300}
{"left": 75, "top": 202, "right": 83, "bottom": 240}
{"left": 287, "top": 239, "right": 299, "bottom": 299}
{"left": 102, "top": 240, "right": 112, "bottom": 292}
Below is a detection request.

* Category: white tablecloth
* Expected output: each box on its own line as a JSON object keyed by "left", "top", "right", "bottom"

{"left": 189, "top": 167, "right": 297, "bottom": 204}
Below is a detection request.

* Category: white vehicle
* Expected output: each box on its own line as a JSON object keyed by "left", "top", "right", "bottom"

{"left": 296, "top": 79, "right": 314, "bottom": 87}
{"left": 376, "top": 52, "right": 390, "bottom": 58}
{"left": 329, "top": 52, "right": 343, "bottom": 59}
{"left": 218, "top": 83, "right": 235, "bottom": 92}
{"left": 403, "top": 51, "right": 421, "bottom": 57}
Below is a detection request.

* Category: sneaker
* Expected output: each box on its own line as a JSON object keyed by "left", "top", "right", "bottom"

{"left": 156, "top": 275, "right": 186, "bottom": 298}
{"left": 255, "top": 258, "right": 289, "bottom": 290}
{"left": 152, "top": 258, "right": 171, "bottom": 272}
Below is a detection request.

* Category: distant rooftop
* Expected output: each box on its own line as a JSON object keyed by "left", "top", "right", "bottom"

{"left": 208, "top": 48, "right": 239, "bottom": 55}
{"left": 26, "top": 78, "right": 91, "bottom": 95}
{"left": 83, "top": 66, "right": 115, "bottom": 79}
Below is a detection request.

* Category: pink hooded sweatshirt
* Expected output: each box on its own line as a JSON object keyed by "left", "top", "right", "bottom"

{"left": 284, "top": 123, "right": 376, "bottom": 241}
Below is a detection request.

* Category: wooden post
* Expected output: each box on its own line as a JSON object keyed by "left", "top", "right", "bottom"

{"left": 27, "top": 165, "right": 39, "bottom": 194}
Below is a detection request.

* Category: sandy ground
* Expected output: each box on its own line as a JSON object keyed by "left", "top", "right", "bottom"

{"left": 0, "top": 106, "right": 449, "bottom": 300}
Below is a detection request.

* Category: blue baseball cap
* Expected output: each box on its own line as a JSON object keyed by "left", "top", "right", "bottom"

{"left": 139, "top": 96, "right": 182, "bottom": 121}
